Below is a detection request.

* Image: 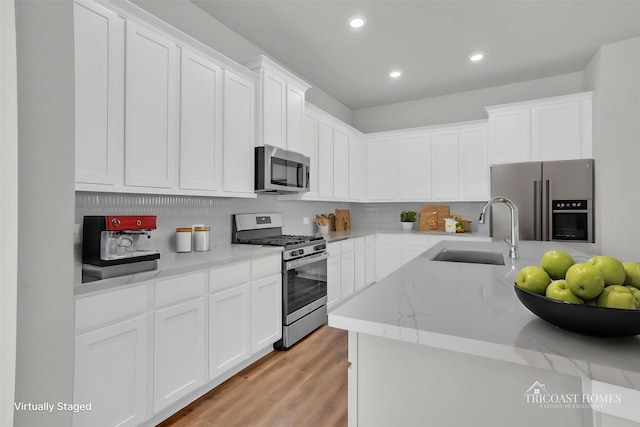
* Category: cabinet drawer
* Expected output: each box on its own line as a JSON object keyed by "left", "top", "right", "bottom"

{"left": 354, "top": 237, "right": 365, "bottom": 251}
{"left": 209, "top": 262, "right": 250, "bottom": 293}
{"left": 251, "top": 255, "right": 282, "bottom": 280}
{"left": 341, "top": 239, "right": 355, "bottom": 253}
{"left": 375, "top": 233, "right": 402, "bottom": 246}
{"left": 76, "top": 284, "right": 147, "bottom": 331}
{"left": 155, "top": 271, "right": 206, "bottom": 307}
{"left": 327, "top": 242, "right": 341, "bottom": 257}
{"left": 365, "top": 234, "right": 375, "bottom": 247}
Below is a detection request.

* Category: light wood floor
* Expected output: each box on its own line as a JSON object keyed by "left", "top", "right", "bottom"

{"left": 157, "top": 325, "right": 349, "bottom": 427}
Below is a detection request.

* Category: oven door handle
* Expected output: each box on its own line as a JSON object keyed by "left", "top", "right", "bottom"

{"left": 285, "top": 252, "right": 329, "bottom": 270}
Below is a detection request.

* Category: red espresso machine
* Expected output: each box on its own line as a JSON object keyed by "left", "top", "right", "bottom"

{"left": 82, "top": 215, "right": 160, "bottom": 281}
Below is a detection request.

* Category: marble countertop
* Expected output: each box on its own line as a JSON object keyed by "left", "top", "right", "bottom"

{"left": 323, "top": 229, "right": 487, "bottom": 243}
{"left": 329, "top": 240, "right": 640, "bottom": 392}
{"left": 75, "top": 244, "right": 283, "bottom": 296}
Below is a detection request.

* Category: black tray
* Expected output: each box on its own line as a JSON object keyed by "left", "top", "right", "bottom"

{"left": 514, "top": 285, "right": 640, "bottom": 337}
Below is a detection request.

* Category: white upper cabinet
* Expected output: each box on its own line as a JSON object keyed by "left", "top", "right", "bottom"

{"left": 333, "top": 125, "right": 350, "bottom": 200}
{"left": 179, "top": 49, "right": 223, "bottom": 192}
{"left": 366, "top": 136, "right": 397, "bottom": 201}
{"left": 317, "top": 116, "right": 334, "bottom": 199}
{"left": 397, "top": 133, "right": 431, "bottom": 201}
{"left": 348, "top": 130, "right": 364, "bottom": 200}
{"left": 302, "top": 111, "right": 319, "bottom": 198}
{"left": 223, "top": 71, "right": 256, "bottom": 195}
{"left": 458, "top": 125, "right": 490, "bottom": 200}
{"left": 243, "top": 55, "right": 310, "bottom": 152}
{"left": 124, "top": 20, "right": 180, "bottom": 188}
{"left": 430, "top": 129, "right": 460, "bottom": 200}
{"left": 73, "top": 0, "right": 124, "bottom": 186}
{"left": 486, "top": 92, "right": 593, "bottom": 164}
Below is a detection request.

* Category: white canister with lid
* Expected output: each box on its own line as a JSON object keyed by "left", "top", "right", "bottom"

{"left": 444, "top": 218, "right": 458, "bottom": 233}
{"left": 176, "top": 228, "right": 192, "bottom": 253}
{"left": 194, "top": 226, "right": 211, "bottom": 252}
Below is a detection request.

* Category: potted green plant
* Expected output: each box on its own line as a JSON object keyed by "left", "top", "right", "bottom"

{"left": 400, "top": 210, "right": 417, "bottom": 230}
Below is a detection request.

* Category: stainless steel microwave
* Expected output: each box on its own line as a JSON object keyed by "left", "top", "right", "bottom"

{"left": 255, "top": 145, "right": 310, "bottom": 194}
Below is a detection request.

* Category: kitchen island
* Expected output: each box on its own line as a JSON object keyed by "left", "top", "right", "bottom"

{"left": 329, "top": 240, "right": 640, "bottom": 427}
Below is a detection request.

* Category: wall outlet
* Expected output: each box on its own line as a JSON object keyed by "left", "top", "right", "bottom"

{"left": 303, "top": 217, "right": 310, "bottom": 225}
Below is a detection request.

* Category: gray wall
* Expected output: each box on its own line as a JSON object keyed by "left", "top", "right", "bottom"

{"left": 352, "top": 71, "right": 586, "bottom": 133}
{"left": 14, "top": 1, "right": 75, "bottom": 426}
{"left": 584, "top": 37, "right": 640, "bottom": 260}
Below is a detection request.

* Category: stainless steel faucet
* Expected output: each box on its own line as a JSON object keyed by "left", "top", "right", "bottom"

{"left": 479, "top": 197, "right": 519, "bottom": 259}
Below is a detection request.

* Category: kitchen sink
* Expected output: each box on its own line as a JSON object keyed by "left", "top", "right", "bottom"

{"left": 431, "top": 249, "right": 505, "bottom": 266}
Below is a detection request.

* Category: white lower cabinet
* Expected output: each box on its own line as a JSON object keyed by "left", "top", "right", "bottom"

{"left": 401, "top": 234, "right": 433, "bottom": 265}
{"left": 153, "top": 272, "right": 207, "bottom": 412}
{"left": 208, "top": 283, "right": 251, "bottom": 380}
{"left": 74, "top": 285, "right": 149, "bottom": 427}
{"left": 375, "top": 234, "right": 403, "bottom": 282}
{"left": 327, "top": 242, "right": 341, "bottom": 310}
{"left": 251, "top": 273, "right": 282, "bottom": 353}
{"left": 341, "top": 239, "right": 356, "bottom": 300}
{"left": 354, "top": 237, "right": 366, "bottom": 292}
{"left": 154, "top": 298, "right": 207, "bottom": 412}
{"left": 365, "top": 235, "right": 375, "bottom": 286}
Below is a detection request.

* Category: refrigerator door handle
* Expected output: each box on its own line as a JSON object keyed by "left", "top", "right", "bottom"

{"left": 543, "top": 179, "right": 551, "bottom": 241}
{"left": 534, "top": 180, "right": 541, "bottom": 240}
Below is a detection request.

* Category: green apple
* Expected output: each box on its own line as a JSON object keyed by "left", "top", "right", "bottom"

{"left": 623, "top": 262, "right": 640, "bottom": 289}
{"left": 565, "top": 263, "right": 605, "bottom": 300}
{"left": 586, "top": 255, "right": 626, "bottom": 286}
{"left": 515, "top": 266, "right": 551, "bottom": 295}
{"left": 540, "top": 249, "right": 575, "bottom": 280}
{"left": 625, "top": 285, "right": 640, "bottom": 308}
{"left": 597, "top": 285, "right": 637, "bottom": 310}
{"left": 545, "top": 280, "right": 583, "bottom": 304}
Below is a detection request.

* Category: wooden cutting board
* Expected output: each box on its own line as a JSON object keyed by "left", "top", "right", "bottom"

{"left": 335, "top": 209, "right": 351, "bottom": 231}
{"left": 418, "top": 205, "right": 450, "bottom": 232}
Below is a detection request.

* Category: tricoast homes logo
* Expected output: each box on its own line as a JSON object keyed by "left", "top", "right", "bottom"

{"left": 524, "top": 381, "right": 621, "bottom": 409}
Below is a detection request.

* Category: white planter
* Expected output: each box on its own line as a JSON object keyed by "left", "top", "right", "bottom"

{"left": 400, "top": 222, "right": 414, "bottom": 231}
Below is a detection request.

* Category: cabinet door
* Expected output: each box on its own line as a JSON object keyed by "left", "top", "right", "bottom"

{"left": 302, "top": 112, "right": 319, "bottom": 197}
{"left": 223, "top": 71, "right": 255, "bottom": 194}
{"left": 179, "top": 49, "right": 223, "bottom": 191}
{"left": 261, "top": 69, "right": 286, "bottom": 148}
{"left": 531, "top": 101, "right": 582, "bottom": 161}
{"left": 286, "top": 85, "right": 305, "bottom": 153}
{"left": 209, "top": 284, "right": 251, "bottom": 380}
{"left": 74, "top": 316, "right": 148, "bottom": 427}
{"left": 341, "top": 249, "right": 355, "bottom": 300}
{"left": 374, "top": 235, "right": 402, "bottom": 282}
{"left": 348, "top": 132, "right": 363, "bottom": 200}
{"left": 317, "top": 118, "right": 333, "bottom": 198}
{"left": 124, "top": 21, "right": 179, "bottom": 188}
{"left": 333, "top": 125, "right": 349, "bottom": 200}
{"left": 397, "top": 133, "right": 431, "bottom": 200}
{"left": 73, "top": 1, "right": 124, "bottom": 186}
{"left": 154, "top": 298, "right": 207, "bottom": 412}
{"left": 365, "top": 237, "right": 375, "bottom": 286}
{"left": 488, "top": 108, "right": 531, "bottom": 164}
{"left": 431, "top": 130, "right": 459, "bottom": 200}
{"left": 354, "top": 247, "right": 366, "bottom": 292}
{"left": 251, "top": 273, "right": 282, "bottom": 353}
{"left": 459, "top": 125, "right": 489, "bottom": 200}
{"left": 367, "top": 137, "right": 397, "bottom": 200}
{"left": 327, "top": 254, "right": 341, "bottom": 310}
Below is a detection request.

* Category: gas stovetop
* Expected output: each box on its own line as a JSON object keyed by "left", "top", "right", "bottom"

{"left": 236, "top": 234, "right": 324, "bottom": 248}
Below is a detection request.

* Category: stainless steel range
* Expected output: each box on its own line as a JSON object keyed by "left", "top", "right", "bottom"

{"left": 232, "top": 213, "right": 328, "bottom": 350}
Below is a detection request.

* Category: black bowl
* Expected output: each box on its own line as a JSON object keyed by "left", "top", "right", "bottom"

{"left": 514, "top": 285, "right": 640, "bottom": 337}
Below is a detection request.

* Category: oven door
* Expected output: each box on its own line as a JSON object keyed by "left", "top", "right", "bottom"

{"left": 551, "top": 210, "right": 592, "bottom": 242}
{"left": 283, "top": 252, "right": 328, "bottom": 325}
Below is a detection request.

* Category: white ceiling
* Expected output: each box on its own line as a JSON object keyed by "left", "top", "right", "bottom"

{"left": 191, "top": 1, "right": 640, "bottom": 110}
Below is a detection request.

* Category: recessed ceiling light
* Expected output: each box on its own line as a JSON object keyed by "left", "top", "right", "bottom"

{"left": 469, "top": 53, "right": 484, "bottom": 62}
{"left": 389, "top": 71, "right": 402, "bottom": 78}
{"left": 349, "top": 16, "right": 366, "bottom": 28}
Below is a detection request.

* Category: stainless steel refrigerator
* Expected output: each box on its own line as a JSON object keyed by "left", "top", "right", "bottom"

{"left": 490, "top": 159, "right": 594, "bottom": 243}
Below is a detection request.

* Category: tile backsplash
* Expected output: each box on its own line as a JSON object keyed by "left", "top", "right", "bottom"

{"left": 75, "top": 192, "right": 490, "bottom": 262}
